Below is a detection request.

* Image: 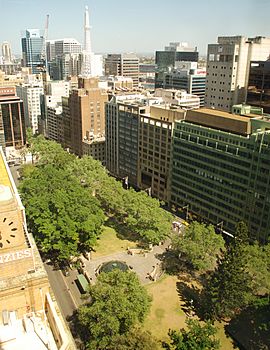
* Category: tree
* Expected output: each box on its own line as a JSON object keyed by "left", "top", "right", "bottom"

{"left": 19, "top": 164, "right": 105, "bottom": 262}
{"left": 165, "top": 319, "right": 220, "bottom": 350}
{"left": 245, "top": 243, "right": 270, "bottom": 296}
{"left": 172, "top": 222, "right": 225, "bottom": 272}
{"left": 78, "top": 270, "right": 152, "bottom": 349}
{"left": 69, "top": 156, "right": 126, "bottom": 217}
{"left": 69, "top": 156, "right": 173, "bottom": 244}
{"left": 25, "top": 134, "right": 76, "bottom": 167}
{"left": 122, "top": 189, "right": 173, "bottom": 244}
{"left": 234, "top": 221, "right": 249, "bottom": 245}
{"left": 21, "top": 139, "right": 173, "bottom": 248}
{"left": 107, "top": 328, "right": 160, "bottom": 350}
{"left": 203, "top": 222, "right": 252, "bottom": 320}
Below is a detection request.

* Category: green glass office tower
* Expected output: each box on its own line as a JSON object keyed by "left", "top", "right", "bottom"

{"left": 171, "top": 107, "right": 270, "bottom": 242}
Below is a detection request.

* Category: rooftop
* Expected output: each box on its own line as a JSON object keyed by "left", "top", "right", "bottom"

{"left": 0, "top": 314, "right": 57, "bottom": 350}
{"left": 195, "top": 108, "right": 253, "bottom": 121}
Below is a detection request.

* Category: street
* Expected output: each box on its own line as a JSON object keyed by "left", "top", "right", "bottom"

{"left": 8, "top": 164, "right": 21, "bottom": 187}
{"left": 44, "top": 262, "right": 84, "bottom": 320}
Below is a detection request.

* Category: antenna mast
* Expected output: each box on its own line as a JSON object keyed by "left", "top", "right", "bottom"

{"left": 81, "top": 6, "right": 92, "bottom": 78}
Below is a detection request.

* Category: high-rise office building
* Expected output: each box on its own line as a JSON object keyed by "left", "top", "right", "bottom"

{"left": 205, "top": 36, "right": 270, "bottom": 112}
{"left": 105, "top": 93, "right": 154, "bottom": 183}
{"left": 21, "top": 29, "right": 44, "bottom": 74}
{"left": 41, "top": 80, "right": 70, "bottom": 138}
{"left": 138, "top": 105, "right": 185, "bottom": 202}
{"left": 47, "top": 105, "right": 63, "bottom": 142}
{"left": 16, "top": 83, "right": 44, "bottom": 133}
{"left": 105, "top": 54, "right": 140, "bottom": 87}
{"left": 0, "top": 70, "right": 23, "bottom": 88}
{"left": 170, "top": 106, "right": 270, "bottom": 242}
{"left": 0, "top": 87, "right": 25, "bottom": 151}
{"left": 155, "top": 42, "right": 199, "bottom": 88}
{"left": 1, "top": 42, "right": 12, "bottom": 64}
{"left": 67, "top": 77, "right": 108, "bottom": 157}
{"left": 105, "top": 93, "right": 187, "bottom": 197}
{"left": 247, "top": 60, "right": 270, "bottom": 114}
{"left": 162, "top": 62, "right": 206, "bottom": 106}
{"left": 47, "top": 38, "right": 82, "bottom": 80}
{"left": 54, "top": 38, "right": 82, "bottom": 57}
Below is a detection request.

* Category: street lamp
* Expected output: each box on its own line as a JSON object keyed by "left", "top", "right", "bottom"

{"left": 122, "top": 176, "right": 129, "bottom": 189}
{"left": 182, "top": 204, "right": 189, "bottom": 221}
{"left": 144, "top": 187, "right": 151, "bottom": 196}
{"left": 216, "top": 221, "right": 223, "bottom": 233}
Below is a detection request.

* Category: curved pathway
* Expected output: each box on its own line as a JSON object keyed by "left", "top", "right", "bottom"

{"left": 81, "top": 239, "right": 171, "bottom": 284}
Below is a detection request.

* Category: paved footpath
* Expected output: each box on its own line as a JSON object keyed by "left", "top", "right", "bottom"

{"left": 82, "top": 239, "right": 171, "bottom": 285}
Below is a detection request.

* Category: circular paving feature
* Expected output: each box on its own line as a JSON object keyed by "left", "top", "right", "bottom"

{"left": 99, "top": 260, "right": 129, "bottom": 273}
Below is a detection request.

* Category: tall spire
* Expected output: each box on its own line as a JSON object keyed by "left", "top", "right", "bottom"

{"left": 81, "top": 5, "right": 92, "bottom": 78}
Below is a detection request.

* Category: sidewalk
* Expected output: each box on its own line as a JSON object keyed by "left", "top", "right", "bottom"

{"left": 82, "top": 239, "right": 171, "bottom": 285}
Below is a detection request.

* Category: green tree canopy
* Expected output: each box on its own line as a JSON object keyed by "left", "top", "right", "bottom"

{"left": 20, "top": 138, "right": 173, "bottom": 257}
{"left": 69, "top": 156, "right": 173, "bottom": 244}
{"left": 203, "top": 222, "right": 253, "bottom": 320}
{"left": 165, "top": 319, "right": 220, "bottom": 350}
{"left": 78, "top": 270, "right": 152, "bottom": 349}
{"left": 245, "top": 243, "right": 270, "bottom": 296}
{"left": 19, "top": 164, "right": 105, "bottom": 262}
{"left": 172, "top": 222, "right": 225, "bottom": 271}
{"left": 106, "top": 328, "right": 160, "bottom": 350}
{"left": 123, "top": 189, "right": 173, "bottom": 244}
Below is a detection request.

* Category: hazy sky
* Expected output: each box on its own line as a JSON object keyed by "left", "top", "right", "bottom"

{"left": 1, "top": 0, "right": 270, "bottom": 56}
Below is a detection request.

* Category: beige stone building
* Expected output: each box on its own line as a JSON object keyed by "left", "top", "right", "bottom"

{"left": 138, "top": 105, "right": 186, "bottom": 202}
{"left": 205, "top": 36, "right": 270, "bottom": 111}
{"left": 0, "top": 148, "right": 75, "bottom": 349}
{"left": 105, "top": 54, "right": 139, "bottom": 87}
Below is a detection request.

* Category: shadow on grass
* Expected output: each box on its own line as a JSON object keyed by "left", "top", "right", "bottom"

{"left": 155, "top": 250, "right": 206, "bottom": 281}
{"left": 225, "top": 300, "right": 270, "bottom": 350}
{"left": 176, "top": 281, "right": 205, "bottom": 320}
{"left": 105, "top": 216, "right": 141, "bottom": 243}
{"left": 155, "top": 250, "right": 185, "bottom": 275}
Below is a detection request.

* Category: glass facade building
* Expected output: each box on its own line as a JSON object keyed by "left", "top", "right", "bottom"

{"left": 163, "top": 71, "right": 206, "bottom": 107}
{"left": 21, "top": 29, "right": 44, "bottom": 74}
{"left": 171, "top": 113, "right": 270, "bottom": 243}
{"left": 155, "top": 50, "right": 199, "bottom": 88}
{"left": 0, "top": 96, "right": 26, "bottom": 149}
{"left": 247, "top": 61, "right": 270, "bottom": 114}
{"left": 118, "top": 104, "right": 140, "bottom": 186}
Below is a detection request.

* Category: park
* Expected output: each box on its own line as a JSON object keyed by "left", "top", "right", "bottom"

{"left": 18, "top": 137, "right": 270, "bottom": 349}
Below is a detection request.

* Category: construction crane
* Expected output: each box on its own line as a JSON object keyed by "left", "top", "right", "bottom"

{"left": 39, "top": 14, "right": 49, "bottom": 73}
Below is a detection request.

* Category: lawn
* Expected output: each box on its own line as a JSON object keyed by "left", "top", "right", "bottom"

{"left": 92, "top": 225, "right": 138, "bottom": 258}
{"left": 144, "top": 274, "right": 236, "bottom": 350}
{"left": 144, "top": 275, "right": 186, "bottom": 341}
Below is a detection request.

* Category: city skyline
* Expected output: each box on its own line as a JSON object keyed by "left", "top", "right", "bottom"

{"left": 0, "top": 0, "right": 270, "bottom": 56}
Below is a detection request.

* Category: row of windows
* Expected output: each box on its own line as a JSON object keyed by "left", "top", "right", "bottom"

{"left": 172, "top": 173, "right": 243, "bottom": 209}
{"left": 173, "top": 150, "right": 249, "bottom": 184}
{"left": 173, "top": 138, "right": 251, "bottom": 167}
{"left": 172, "top": 183, "right": 243, "bottom": 218}
{"left": 172, "top": 161, "right": 247, "bottom": 194}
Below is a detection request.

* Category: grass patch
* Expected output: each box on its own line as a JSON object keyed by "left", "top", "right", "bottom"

{"left": 92, "top": 225, "right": 137, "bottom": 258}
{"left": 216, "top": 322, "right": 237, "bottom": 350}
{"left": 144, "top": 275, "right": 237, "bottom": 350}
{"left": 144, "top": 275, "right": 186, "bottom": 340}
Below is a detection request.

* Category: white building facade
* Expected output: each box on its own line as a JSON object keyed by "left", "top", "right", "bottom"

{"left": 16, "top": 83, "right": 44, "bottom": 133}
{"left": 205, "top": 36, "right": 270, "bottom": 111}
